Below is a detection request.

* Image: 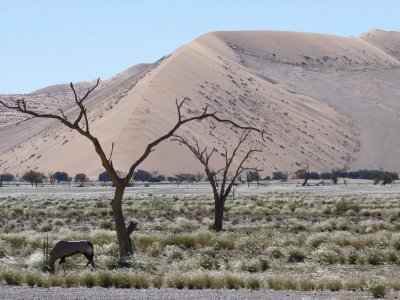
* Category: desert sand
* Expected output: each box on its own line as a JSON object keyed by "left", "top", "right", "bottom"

{"left": 0, "top": 29, "right": 399, "bottom": 178}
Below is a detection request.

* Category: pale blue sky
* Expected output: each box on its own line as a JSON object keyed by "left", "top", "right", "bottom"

{"left": 0, "top": 0, "right": 398, "bottom": 94}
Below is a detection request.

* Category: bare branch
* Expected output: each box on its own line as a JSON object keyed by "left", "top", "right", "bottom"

{"left": 214, "top": 167, "right": 225, "bottom": 175}
{"left": 0, "top": 99, "right": 18, "bottom": 110}
{"left": 70, "top": 82, "right": 79, "bottom": 104}
{"left": 83, "top": 109, "right": 89, "bottom": 133}
{"left": 209, "top": 115, "right": 266, "bottom": 141}
{"left": 79, "top": 78, "right": 100, "bottom": 103}
{"left": 16, "top": 116, "right": 36, "bottom": 125}
{"left": 108, "top": 142, "right": 115, "bottom": 164}
{"left": 0, "top": 78, "right": 120, "bottom": 185}
{"left": 58, "top": 109, "right": 67, "bottom": 120}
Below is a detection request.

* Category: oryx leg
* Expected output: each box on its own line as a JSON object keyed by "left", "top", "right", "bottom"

{"left": 60, "top": 256, "right": 66, "bottom": 275}
{"left": 83, "top": 252, "right": 95, "bottom": 271}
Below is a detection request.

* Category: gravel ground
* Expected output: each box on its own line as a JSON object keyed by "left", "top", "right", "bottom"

{"left": 0, "top": 286, "right": 382, "bottom": 300}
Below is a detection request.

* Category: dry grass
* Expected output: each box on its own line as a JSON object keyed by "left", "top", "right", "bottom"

{"left": 1, "top": 182, "right": 400, "bottom": 297}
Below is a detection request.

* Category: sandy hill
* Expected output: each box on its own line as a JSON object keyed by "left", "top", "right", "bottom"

{"left": 361, "top": 29, "right": 400, "bottom": 61}
{"left": 1, "top": 30, "right": 399, "bottom": 178}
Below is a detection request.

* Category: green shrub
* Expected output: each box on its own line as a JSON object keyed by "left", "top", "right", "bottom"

{"left": 348, "top": 249, "right": 360, "bottom": 264}
{"left": 269, "top": 247, "right": 285, "bottom": 258}
{"left": 213, "top": 237, "right": 235, "bottom": 250}
{"left": 288, "top": 247, "right": 307, "bottom": 262}
{"left": 48, "top": 275, "right": 64, "bottom": 287}
{"left": 240, "top": 258, "right": 270, "bottom": 272}
{"left": 166, "top": 274, "right": 186, "bottom": 289}
{"left": 387, "top": 250, "right": 398, "bottom": 264}
{"left": 132, "top": 234, "right": 157, "bottom": 251}
{"left": 268, "top": 277, "right": 297, "bottom": 290}
{"left": 62, "top": 273, "right": 79, "bottom": 288}
{"left": 39, "top": 223, "right": 53, "bottom": 232}
{"left": 25, "top": 272, "right": 43, "bottom": 287}
{"left": 186, "top": 273, "right": 212, "bottom": 289}
{"left": 152, "top": 276, "right": 163, "bottom": 288}
{"left": 370, "top": 283, "right": 387, "bottom": 298}
{"left": 194, "top": 232, "right": 213, "bottom": 248}
{"left": 335, "top": 198, "right": 350, "bottom": 214}
{"left": 299, "top": 279, "right": 316, "bottom": 291}
{"left": 162, "top": 234, "right": 196, "bottom": 249}
{"left": 3, "top": 270, "right": 22, "bottom": 285}
{"left": 308, "top": 234, "right": 329, "bottom": 249}
{"left": 100, "top": 221, "right": 114, "bottom": 230}
{"left": 96, "top": 271, "right": 113, "bottom": 288}
{"left": 112, "top": 272, "right": 131, "bottom": 288}
{"left": 393, "top": 239, "right": 400, "bottom": 251}
{"left": 335, "top": 198, "right": 360, "bottom": 215}
{"left": 390, "top": 279, "right": 400, "bottom": 291}
{"left": 2, "top": 236, "right": 27, "bottom": 249}
{"left": 313, "top": 244, "right": 345, "bottom": 264}
{"left": 367, "top": 249, "right": 386, "bottom": 265}
{"left": 199, "top": 256, "right": 219, "bottom": 270}
{"left": 81, "top": 272, "right": 96, "bottom": 288}
{"left": 324, "top": 278, "right": 342, "bottom": 291}
{"left": 224, "top": 274, "right": 243, "bottom": 289}
{"left": 168, "top": 249, "right": 183, "bottom": 262}
{"left": 247, "top": 276, "right": 260, "bottom": 289}
{"left": 344, "top": 278, "right": 366, "bottom": 291}
{"left": 131, "top": 273, "right": 150, "bottom": 289}
{"left": 208, "top": 274, "right": 225, "bottom": 289}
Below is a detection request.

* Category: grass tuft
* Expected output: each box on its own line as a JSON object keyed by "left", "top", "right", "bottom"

{"left": 369, "top": 283, "right": 387, "bottom": 298}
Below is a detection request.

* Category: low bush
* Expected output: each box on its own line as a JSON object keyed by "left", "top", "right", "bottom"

{"left": 25, "top": 272, "right": 44, "bottom": 287}
{"left": 81, "top": 272, "right": 96, "bottom": 288}
{"left": 152, "top": 275, "right": 163, "bottom": 288}
{"left": 96, "top": 271, "right": 113, "bottom": 288}
{"left": 3, "top": 269, "right": 22, "bottom": 286}
{"left": 324, "top": 278, "right": 343, "bottom": 291}
{"left": 166, "top": 273, "right": 186, "bottom": 289}
{"left": 369, "top": 283, "right": 387, "bottom": 298}
{"left": 246, "top": 276, "right": 261, "bottom": 289}
{"left": 240, "top": 258, "right": 270, "bottom": 272}
{"left": 367, "top": 249, "right": 386, "bottom": 265}
{"left": 313, "top": 244, "right": 346, "bottom": 264}
{"left": 224, "top": 274, "right": 244, "bottom": 289}
{"left": 268, "top": 276, "right": 297, "bottom": 290}
{"left": 287, "top": 247, "right": 307, "bottom": 262}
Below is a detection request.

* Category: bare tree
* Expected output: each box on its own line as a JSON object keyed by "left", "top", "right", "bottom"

{"left": 0, "top": 79, "right": 263, "bottom": 263}
{"left": 74, "top": 173, "right": 88, "bottom": 187}
{"left": 22, "top": 170, "right": 45, "bottom": 187}
{"left": 298, "top": 164, "right": 310, "bottom": 186}
{"left": 173, "top": 130, "right": 262, "bottom": 231}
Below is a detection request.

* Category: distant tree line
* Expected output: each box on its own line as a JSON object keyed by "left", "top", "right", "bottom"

{"left": 99, "top": 169, "right": 204, "bottom": 183}
{"left": 0, "top": 173, "right": 14, "bottom": 182}
{"left": 1, "top": 168, "right": 398, "bottom": 187}
{"left": 271, "top": 171, "right": 288, "bottom": 181}
{"left": 50, "top": 171, "right": 69, "bottom": 183}
{"left": 0, "top": 170, "right": 90, "bottom": 187}
{"left": 293, "top": 169, "right": 398, "bottom": 181}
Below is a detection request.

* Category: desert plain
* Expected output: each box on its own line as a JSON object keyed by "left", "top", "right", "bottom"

{"left": 1, "top": 29, "right": 400, "bottom": 299}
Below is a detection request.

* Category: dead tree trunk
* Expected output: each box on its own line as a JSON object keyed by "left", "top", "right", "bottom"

{"left": 302, "top": 165, "right": 310, "bottom": 186}
{"left": 214, "top": 197, "right": 225, "bottom": 232}
{"left": 111, "top": 184, "right": 133, "bottom": 262}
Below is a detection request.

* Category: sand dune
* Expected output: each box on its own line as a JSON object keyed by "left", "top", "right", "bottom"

{"left": 361, "top": 29, "right": 400, "bottom": 61}
{"left": 1, "top": 29, "right": 399, "bottom": 178}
